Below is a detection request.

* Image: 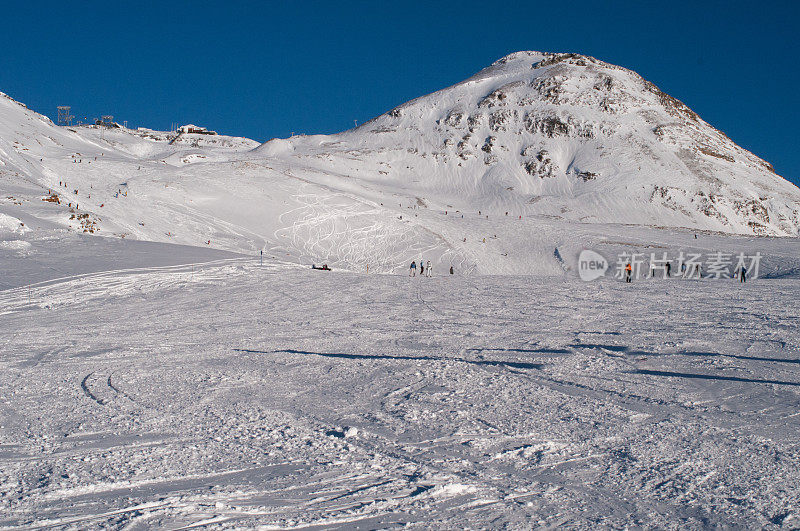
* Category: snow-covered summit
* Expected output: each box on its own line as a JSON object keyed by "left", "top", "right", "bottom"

{"left": 260, "top": 51, "right": 799, "bottom": 237}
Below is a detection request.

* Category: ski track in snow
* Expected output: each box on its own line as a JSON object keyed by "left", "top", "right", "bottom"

{"left": 1, "top": 260, "right": 800, "bottom": 529}
{"left": 272, "top": 187, "right": 464, "bottom": 274}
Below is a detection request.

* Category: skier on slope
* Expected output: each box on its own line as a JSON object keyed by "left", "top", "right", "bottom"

{"left": 426, "top": 260, "right": 432, "bottom": 277}
{"left": 420, "top": 262, "right": 425, "bottom": 277}
{"left": 625, "top": 263, "right": 632, "bottom": 283}
{"left": 740, "top": 265, "right": 747, "bottom": 283}
{"left": 409, "top": 261, "right": 416, "bottom": 277}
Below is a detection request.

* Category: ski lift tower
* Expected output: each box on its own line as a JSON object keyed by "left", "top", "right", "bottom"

{"left": 57, "top": 106, "right": 74, "bottom": 126}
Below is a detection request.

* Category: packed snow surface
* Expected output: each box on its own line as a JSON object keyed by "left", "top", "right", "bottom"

{"left": 1, "top": 247, "right": 800, "bottom": 528}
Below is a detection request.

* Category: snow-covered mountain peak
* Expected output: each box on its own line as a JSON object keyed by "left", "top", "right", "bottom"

{"left": 1, "top": 52, "right": 799, "bottom": 276}
{"left": 261, "top": 51, "right": 799, "bottom": 237}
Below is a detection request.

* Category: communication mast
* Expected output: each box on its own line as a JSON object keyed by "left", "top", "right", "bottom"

{"left": 57, "top": 106, "right": 74, "bottom": 126}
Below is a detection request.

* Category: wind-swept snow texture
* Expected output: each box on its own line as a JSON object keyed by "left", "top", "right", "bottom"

{"left": 2, "top": 51, "right": 800, "bottom": 274}
{"left": 2, "top": 257, "right": 800, "bottom": 528}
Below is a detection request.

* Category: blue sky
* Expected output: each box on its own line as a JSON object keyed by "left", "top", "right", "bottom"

{"left": 2, "top": 1, "right": 798, "bottom": 186}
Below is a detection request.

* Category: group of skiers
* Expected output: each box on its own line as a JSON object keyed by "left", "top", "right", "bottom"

{"left": 409, "top": 260, "right": 455, "bottom": 277}
{"left": 409, "top": 260, "right": 431, "bottom": 277}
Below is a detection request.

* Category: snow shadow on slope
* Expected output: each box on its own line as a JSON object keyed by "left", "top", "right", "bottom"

{"left": 573, "top": 343, "right": 800, "bottom": 366}
{"left": 634, "top": 369, "right": 800, "bottom": 387}
{"left": 234, "top": 348, "right": 543, "bottom": 371}
{"left": 467, "top": 347, "right": 572, "bottom": 354}
{"left": 567, "top": 343, "right": 800, "bottom": 386}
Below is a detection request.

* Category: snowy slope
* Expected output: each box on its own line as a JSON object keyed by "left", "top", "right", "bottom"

{"left": 254, "top": 51, "right": 800, "bottom": 237}
{"left": 1, "top": 52, "right": 799, "bottom": 275}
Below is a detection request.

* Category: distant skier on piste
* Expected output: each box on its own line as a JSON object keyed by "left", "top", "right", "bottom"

{"left": 426, "top": 260, "right": 432, "bottom": 277}
{"left": 625, "top": 263, "right": 632, "bottom": 283}
{"left": 409, "top": 261, "right": 416, "bottom": 276}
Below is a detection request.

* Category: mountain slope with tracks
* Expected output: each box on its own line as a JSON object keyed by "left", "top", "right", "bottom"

{"left": 1, "top": 52, "right": 799, "bottom": 274}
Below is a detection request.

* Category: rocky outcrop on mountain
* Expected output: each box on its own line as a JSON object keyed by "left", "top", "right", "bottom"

{"left": 260, "top": 51, "right": 799, "bottom": 236}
